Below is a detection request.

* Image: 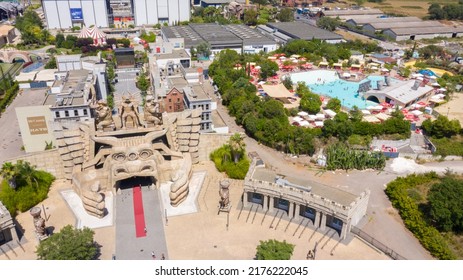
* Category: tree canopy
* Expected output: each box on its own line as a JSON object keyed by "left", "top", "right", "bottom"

{"left": 428, "top": 177, "right": 463, "bottom": 232}
{"left": 36, "top": 225, "right": 99, "bottom": 260}
{"left": 422, "top": 115, "right": 461, "bottom": 139}
{"left": 256, "top": 239, "right": 295, "bottom": 260}
{"left": 258, "top": 60, "right": 279, "bottom": 80}
{"left": 316, "top": 17, "right": 340, "bottom": 32}
{"left": 277, "top": 8, "right": 294, "bottom": 22}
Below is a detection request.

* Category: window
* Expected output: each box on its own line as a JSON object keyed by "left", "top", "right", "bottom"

{"left": 74, "top": 110, "right": 78, "bottom": 116}
{"left": 177, "top": 98, "right": 180, "bottom": 102}
{"left": 175, "top": 105, "right": 181, "bottom": 111}
{"left": 206, "top": 104, "right": 210, "bottom": 110}
{"left": 83, "top": 109, "right": 88, "bottom": 116}
{"left": 55, "top": 111, "right": 60, "bottom": 118}
{"left": 168, "top": 98, "right": 172, "bottom": 102}
{"left": 193, "top": 105, "right": 196, "bottom": 109}
{"left": 64, "top": 111, "right": 69, "bottom": 117}
{"left": 169, "top": 106, "right": 172, "bottom": 110}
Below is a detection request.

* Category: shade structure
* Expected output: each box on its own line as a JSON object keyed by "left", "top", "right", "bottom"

{"left": 361, "top": 109, "right": 371, "bottom": 115}
{"left": 78, "top": 26, "right": 107, "bottom": 45}
{"left": 315, "top": 113, "right": 325, "bottom": 120}
{"left": 342, "top": 72, "right": 351, "bottom": 78}
{"left": 297, "top": 111, "right": 309, "bottom": 117}
{"left": 411, "top": 110, "right": 423, "bottom": 116}
{"left": 314, "top": 121, "right": 324, "bottom": 127}
{"left": 293, "top": 116, "right": 304, "bottom": 122}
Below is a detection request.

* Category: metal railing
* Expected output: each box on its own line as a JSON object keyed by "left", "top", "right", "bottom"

{"left": 351, "top": 226, "right": 407, "bottom": 260}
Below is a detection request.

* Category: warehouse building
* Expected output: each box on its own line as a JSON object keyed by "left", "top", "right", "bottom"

{"left": 258, "top": 22, "right": 343, "bottom": 44}
{"left": 345, "top": 16, "right": 422, "bottom": 29}
{"left": 321, "top": 8, "right": 383, "bottom": 20}
{"left": 162, "top": 23, "right": 277, "bottom": 55}
{"left": 383, "top": 26, "right": 463, "bottom": 41}
{"left": 41, "top": 0, "right": 190, "bottom": 29}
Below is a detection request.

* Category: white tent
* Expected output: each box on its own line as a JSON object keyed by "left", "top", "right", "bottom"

{"left": 297, "top": 111, "right": 309, "bottom": 117}
{"left": 342, "top": 72, "right": 351, "bottom": 78}
{"left": 293, "top": 116, "right": 304, "bottom": 122}
{"left": 314, "top": 121, "right": 324, "bottom": 127}
{"left": 307, "top": 115, "right": 317, "bottom": 121}
{"left": 315, "top": 113, "right": 325, "bottom": 120}
{"left": 412, "top": 110, "right": 423, "bottom": 116}
{"left": 324, "top": 109, "right": 336, "bottom": 118}
{"left": 300, "top": 120, "right": 310, "bottom": 127}
{"left": 361, "top": 109, "right": 371, "bottom": 115}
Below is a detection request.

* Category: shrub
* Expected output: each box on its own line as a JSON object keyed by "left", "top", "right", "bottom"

{"left": 210, "top": 145, "right": 250, "bottom": 179}
{"left": 385, "top": 173, "right": 456, "bottom": 259}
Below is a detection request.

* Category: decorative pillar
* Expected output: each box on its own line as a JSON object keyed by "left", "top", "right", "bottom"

{"left": 267, "top": 196, "right": 274, "bottom": 213}
{"left": 294, "top": 204, "right": 300, "bottom": 221}
{"left": 320, "top": 212, "right": 327, "bottom": 231}
{"left": 263, "top": 194, "right": 268, "bottom": 210}
{"left": 288, "top": 201, "right": 294, "bottom": 218}
{"left": 242, "top": 191, "right": 249, "bottom": 207}
{"left": 314, "top": 210, "right": 321, "bottom": 228}
{"left": 340, "top": 219, "right": 351, "bottom": 240}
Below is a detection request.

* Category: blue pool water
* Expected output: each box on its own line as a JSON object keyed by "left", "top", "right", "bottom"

{"left": 290, "top": 70, "right": 397, "bottom": 109}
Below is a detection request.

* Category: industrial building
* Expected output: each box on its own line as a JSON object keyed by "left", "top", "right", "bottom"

{"left": 161, "top": 23, "right": 278, "bottom": 55}
{"left": 321, "top": 8, "right": 383, "bottom": 20}
{"left": 257, "top": 22, "right": 343, "bottom": 44}
{"left": 41, "top": 0, "right": 190, "bottom": 29}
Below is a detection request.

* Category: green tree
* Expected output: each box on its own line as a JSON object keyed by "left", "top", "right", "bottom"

{"left": 196, "top": 42, "right": 211, "bottom": 59}
{"left": 0, "top": 162, "right": 17, "bottom": 189}
{"left": 428, "top": 3, "right": 446, "bottom": 20}
{"left": 349, "top": 106, "right": 363, "bottom": 122}
{"left": 136, "top": 70, "right": 150, "bottom": 94}
{"left": 258, "top": 60, "right": 278, "bottom": 80}
{"left": 326, "top": 97, "right": 341, "bottom": 113}
{"left": 316, "top": 17, "right": 340, "bottom": 32}
{"left": 255, "top": 239, "right": 295, "bottom": 260}
{"left": 299, "top": 92, "right": 321, "bottom": 114}
{"left": 277, "top": 8, "right": 294, "bottom": 22}
{"left": 55, "top": 33, "right": 65, "bottom": 48}
{"left": 36, "top": 225, "right": 98, "bottom": 260}
{"left": 428, "top": 177, "right": 463, "bottom": 232}
{"left": 229, "top": 133, "right": 246, "bottom": 163}
{"left": 282, "top": 76, "right": 293, "bottom": 90}
{"left": 422, "top": 115, "right": 461, "bottom": 138}
{"left": 44, "top": 56, "right": 56, "bottom": 69}
{"left": 244, "top": 9, "right": 258, "bottom": 26}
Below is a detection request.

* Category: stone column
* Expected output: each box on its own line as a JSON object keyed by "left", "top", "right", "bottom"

{"left": 242, "top": 191, "right": 249, "bottom": 207}
{"left": 320, "top": 212, "right": 327, "bottom": 231}
{"left": 288, "top": 201, "right": 294, "bottom": 218}
{"left": 262, "top": 194, "right": 268, "bottom": 210}
{"left": 340, "top": 219, "right": 351, "bottom": 240}
{"left": 314, "top": 210, "right": 321, "bottom": 228}
{"left": 267, "top": 196, "right": 274, "bottom": 213}
{"left": 294, "top": 204, "right": 300, "bottom": 221}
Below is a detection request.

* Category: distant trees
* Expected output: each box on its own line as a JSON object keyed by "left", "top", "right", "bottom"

{"left": 258, "top": 60, "right": 278, "bottom": 80}
{"left": 428, "top": 177, "right": 463, "bottom": 232}
{"left": 422, "top": 115, "right": 461, "bottom": 138}
{"left": 36, "top": 225, "right": 98, "bottom": 260}
{"left": 277, "top": 8, "right": 294, "bottom": 22}
{"left": 428, "top": 2, "right": 463, "bottom": 20}
{"left": 256, "top": 239, "right": 295, "bottom": 260}
{"left": 244, "top": 9, "right": 258, "bottom": 26}
{"left": 317, "top": 17, "right": 341, "bottom": 32}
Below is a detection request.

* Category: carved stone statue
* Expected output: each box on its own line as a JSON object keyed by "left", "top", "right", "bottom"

{"left": 82, "top": 182, "right": 106, "bottom": 218}
{"left": 95, "top": 99, "right": 114, "bottom": 131}
{"left": 219, "top": 180, "right": 231, "bottom": 211}
{"left": 144, "top": 95, "right": 162, "bottom": 127}
{"left": 120, "top": 96, "right": 140, "bottom": 129}
{"left": 30, "top": 207, "right": 47, "bottom": 240}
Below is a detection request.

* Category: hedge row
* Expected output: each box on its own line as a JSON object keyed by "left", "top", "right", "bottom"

{"left": 0, "top": 82, "right": 19, "bottom": 115}
{"left": 385, "top": 173, "right": 456, "bottom": 259}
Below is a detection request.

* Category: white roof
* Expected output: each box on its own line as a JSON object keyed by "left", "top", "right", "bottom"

{"left": 15, "top": 71, "right": 37, "bottom": 82}
{"left": 361, "top": 109, "right": 371, "bottom": 115}
{"left": 35, "top": 69, "right": 57, "bottom": 81}
{"left": 293, "top": 116, "right": 304, "bottom": 122}
{"left": 315, "top": 113, "right": 325, "bottom": 120}
{"left": 297, "top": 111, "right": 309, "bottom": 116}
{"left": 369, "top": 79, "right": 433, "bottom": 105}
{"left": 324, "top": 109, "right": 336, "bottom": 117}
{"left": 300, "top": 120, "right": 310, "bottom": 127}
{"left": 308, "top": 115, "right": 317, "bottom": 120}
{"left": 411, "top": 110, "right": 423, "bottom": 116}
{"left": 314, "top": 121, "right": 324, "bottom": 127}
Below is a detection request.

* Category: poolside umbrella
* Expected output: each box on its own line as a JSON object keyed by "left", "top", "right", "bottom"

{"left": 297, "top": 111, "right": 309, "bottom": 117}
{"left": 342, "top": 72, "right": 351, "bottom": 78}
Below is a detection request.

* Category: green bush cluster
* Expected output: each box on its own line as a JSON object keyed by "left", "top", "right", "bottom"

{"left": 0, "top": 82, "right": 19, "bottom": 115}
{"left": 431, "top": 137, "right": 463, "bottom": 157}
{"left": 0, "top": 165, "right": 55, "bottom": 217}
{"left": 385, "top": 173, "right": 456, "bottom": 259}
{"left": 210, "top": 145, "right": 250, "bottom": 179}
{"left": 326, "top": 143, "right": 385, "bottom": 171}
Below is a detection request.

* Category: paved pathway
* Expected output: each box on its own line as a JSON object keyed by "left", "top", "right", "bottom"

{"left": 115, "top": 182, "right": 168, "bottom": 260}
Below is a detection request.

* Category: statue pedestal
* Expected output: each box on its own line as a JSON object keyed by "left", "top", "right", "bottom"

{"left": 219, "top": 202, "right": 231, "bottom": 213}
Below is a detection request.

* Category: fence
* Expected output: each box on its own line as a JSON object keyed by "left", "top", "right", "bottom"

{"left": 351, "top": 226, "right": 407, "bottom": 260}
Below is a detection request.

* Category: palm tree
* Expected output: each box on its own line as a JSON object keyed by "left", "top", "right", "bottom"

{"left": 229, "top": 133, "right": 246, "bottom": 163}
{"left": 16, "top": 160, "right": 39, "bottom": 189}
{"left": 1, "top": 162, "right": 17, "bottom": 189}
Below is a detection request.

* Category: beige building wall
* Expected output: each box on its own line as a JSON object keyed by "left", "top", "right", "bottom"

{"left": 15, "top": 106, "right": 56, "bottom": 153}
{"left": 7, "top": 149, "right": 65, "bottom": 179}
{"left": 197, "top": 133, "right": 232, "bottom": 162}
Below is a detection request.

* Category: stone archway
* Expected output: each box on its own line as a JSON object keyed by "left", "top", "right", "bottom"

{"left": 366, "top": 95, "right": 380, "bottom": 103}
{"left": 9, "top": 53, "right": 30, "bottom": 63}
{"left": 114, "top": 175, "right": 157, "bottom": 193}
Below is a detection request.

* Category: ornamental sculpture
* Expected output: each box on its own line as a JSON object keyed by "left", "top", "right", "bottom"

{"left": 95, "top": 100, "right": 114, "bottom": 131}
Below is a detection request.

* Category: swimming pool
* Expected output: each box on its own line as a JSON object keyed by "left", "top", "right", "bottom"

{"left": 290, "top": 70, "right": 396, "bottom": 109}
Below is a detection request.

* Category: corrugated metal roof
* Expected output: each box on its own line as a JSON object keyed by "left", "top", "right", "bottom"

{"left": 266, "top": 22, "right": 343, "bottom": 41}
{"left": 386, "top": 26, "right": 463, "bottom": 35}
{"left": 347, "top": 16, "right": 421, "bottom": 26}
{"left": 365, "top": 21, "right": 444, "bottom": 30}
{"left": 323, "top": 8, "right": 383, "bottom": 17}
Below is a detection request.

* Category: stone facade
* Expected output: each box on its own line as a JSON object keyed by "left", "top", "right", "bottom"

{"left": 197, "top": 133, "right": 233, "bottom": 162}
{"left": 243, "top": 154, "right": 370, "bottom": 240}
{"left": 7, "top": 149, "right": 65, "bottom": 180}
{"left": 0, "top": 201, "right": 19, "bottom": 246}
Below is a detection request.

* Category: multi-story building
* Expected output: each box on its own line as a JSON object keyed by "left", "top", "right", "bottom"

{"left": 41, "top": 0, "right": 190, "bottom": 29}
{"left": 161, "top": 87, "right": 184, "bottom": 113}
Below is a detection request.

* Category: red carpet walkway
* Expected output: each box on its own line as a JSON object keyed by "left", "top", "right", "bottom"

{"left": 133, "top": 185, "right": 146, "bottom": 238}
